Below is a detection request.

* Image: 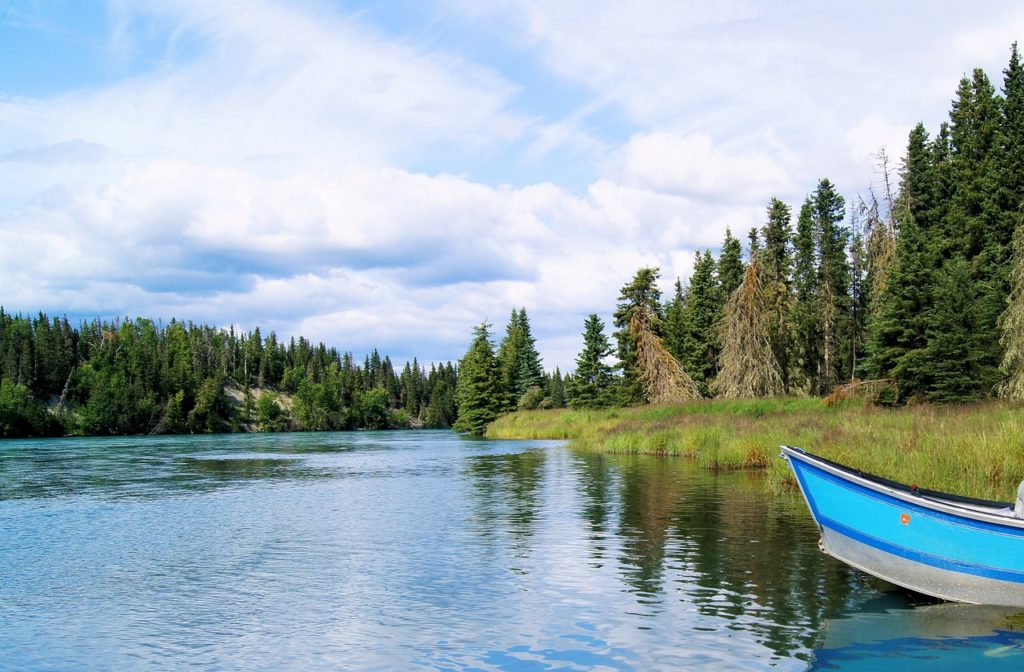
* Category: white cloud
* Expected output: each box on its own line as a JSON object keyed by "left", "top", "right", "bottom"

{"left": 617, "top": 132, "right": 794, "bottom": 203}
{"left": 8, "top": 0, "right": 1024, "bottom": 372}
{"left": 0, "top": 152, "right": 762, "bottom": 368}
{"left": 844, "top": 116, "right": 912, "bottom": 173}
{"left": 449, "top": 0, "right": 1024, "bottom": 191}
{"left": 0, "top": 0, "right": 526, "bottom": 173}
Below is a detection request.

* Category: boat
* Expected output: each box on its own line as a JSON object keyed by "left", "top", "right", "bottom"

{"left": 781, "top": 445, "right": 1024, "bottom": 607}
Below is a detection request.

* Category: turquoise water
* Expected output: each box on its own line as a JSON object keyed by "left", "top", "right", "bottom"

{"left": 1, "top": 431, "right": 1021, "bottom": 670}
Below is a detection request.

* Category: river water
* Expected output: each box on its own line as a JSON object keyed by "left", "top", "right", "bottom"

{"left": 1, "top": 431, "right": 1022, "bottom": 670}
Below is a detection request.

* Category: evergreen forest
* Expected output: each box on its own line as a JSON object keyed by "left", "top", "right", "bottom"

{"left": 9, "top": 46, "right": 1024, "bottom": 437}
{"left": 480, "top": 43, "right": 1024, "bottom": 424}
{"left": 0, "top": 312, "right": 467, "bottom": 437}
{"left": 0, "top": 308, "right": 568, "bottom": 438}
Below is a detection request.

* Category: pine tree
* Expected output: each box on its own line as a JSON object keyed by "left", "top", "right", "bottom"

{"left": 567, "top": 314, "right": 615, "bottom": 409}
{"left": 454, "top": 322, "right": 502, "bottom": 435}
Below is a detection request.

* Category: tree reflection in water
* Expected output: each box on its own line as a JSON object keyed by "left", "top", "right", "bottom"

{"left": 569, "top": 450, "right": 870, "bottom": 660}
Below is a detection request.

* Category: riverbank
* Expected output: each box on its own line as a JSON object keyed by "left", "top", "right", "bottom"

{"left": 486, "top": 398, "right": 1024, "bottom": 500}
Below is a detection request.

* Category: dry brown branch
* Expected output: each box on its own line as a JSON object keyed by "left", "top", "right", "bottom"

{"left": 629, "top": 307, "right": 702, "bottom": 404}
{"left": 714, "top": 259, "right": 785, "bottom": 398}
{"left": 824, "top": 378, "right": 897, "bottom": 406}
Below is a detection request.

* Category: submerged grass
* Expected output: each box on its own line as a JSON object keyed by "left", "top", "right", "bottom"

{"left": 486, "top": 398, "right": 1024, "bottom": 501}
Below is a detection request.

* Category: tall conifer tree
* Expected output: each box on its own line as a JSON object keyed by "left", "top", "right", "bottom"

{"left": 761, "top": 197, "right": 794, "bottom": 391}
{"left": 612, "top": 268, "right": 664, "bottom": 405}
{"left": 791, "top": 198, "right": 819, "bottom": 392}
{"left": 717, "top": 227, "right": 745, "bottom": 306}
{"left": 454, "top": 322, "right": 501, "bottom": 435}
{"left": 567, "top": 314, "right": 615, "bottom": 409}
{"left": 679, "top": 252, "right": 719, "bottom": 394}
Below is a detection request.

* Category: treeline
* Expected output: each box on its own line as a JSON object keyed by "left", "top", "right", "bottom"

{"left": 0, "top": 311, "right": 462, "bottom": 437}
{"left": 639, "top": 44, "right": 1024, "bottom": 405}
{"left": 460, "top": 43, "right": 1024, "bottom": 424}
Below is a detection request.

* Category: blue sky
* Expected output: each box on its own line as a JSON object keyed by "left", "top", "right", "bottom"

{"left": 2, "top": 1, "right": 1024, "bottom": 370}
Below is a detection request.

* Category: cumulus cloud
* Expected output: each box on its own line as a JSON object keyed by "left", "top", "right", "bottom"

{"left": 0, "top": 151, "right": 754, "bottom": 367}
{"left": 844, "top": 116, "right": 912, "bottom": 172}
{"left": 7, "top": 0, "right": 1024, "bottom": 370}
{"left": 617, "top": 132, "right": 794, "bottom": 203}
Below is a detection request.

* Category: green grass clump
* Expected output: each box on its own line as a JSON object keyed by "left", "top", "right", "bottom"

{"left": 486, "top": 398, "right": 1024, "bottom": 501}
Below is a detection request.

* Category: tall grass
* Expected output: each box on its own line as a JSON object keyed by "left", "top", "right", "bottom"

{"left": 486, "top": 398, "right": 1024, "bottom": 501}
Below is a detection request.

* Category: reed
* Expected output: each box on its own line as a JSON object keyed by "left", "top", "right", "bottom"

{"left": 486, "top": 398, "right": 1024, "bottom": 501}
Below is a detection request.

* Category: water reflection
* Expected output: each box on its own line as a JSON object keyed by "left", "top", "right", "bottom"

{"left": 809, "top": 593, "right": 1024, "bottom": 670}
{"left": 567, "top": 450, "right": 866, "bottom": 661}
{"left": 462, "top": 448, "right": 546, "bottom": 545}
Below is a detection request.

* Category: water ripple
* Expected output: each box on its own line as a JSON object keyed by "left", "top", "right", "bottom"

{"left": 2, "top": 431, "right": 999, "bottom": 670}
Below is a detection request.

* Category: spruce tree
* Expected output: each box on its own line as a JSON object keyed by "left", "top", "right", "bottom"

{"left": 1002, "top": 43, "right": 1024, "bottom": 230}
{"left": 545, "top": 367, "right": 567, "bottom": 408}
{"left": 761, "top": 198, "right": 793, "bottom": 288}
{"left": 514, "top": 308, "right": 544, "bottom": 397}
{"left": 864, "top": 216, "right": 933, "bottom": 400}
{"left": 813, "top": 178, "right": 850, "bottom": 393}
{"left": 717, "top": 227, "right": 745, "bottom": 306}
{"left": 497, "top": 308, "right": 544, "bottom": 411}
{"left": 923, "top": 258, "right": 1000, "bottom": 402}
{"left": 612, "top": 268, "right": 664, "bottom": 405}
{"left": 454, "top": 322, "right": 502, "bottom": 435}
{"left": 567, "top": 314, "right": 615, "bottom": 409}
{"left": 679, "top": 252, "right": 719, "bottom": 394}
{"left": 496, "top": 308, "right": 522, "bottom": 411}
{"left": 664, "top": 278, "right": 688, "bottom": 364}
{"left": 760, "top": 197, "right": 794, "bottom": 391}
{"left": 791, "top": 198, "right": 819, "bottom": 392}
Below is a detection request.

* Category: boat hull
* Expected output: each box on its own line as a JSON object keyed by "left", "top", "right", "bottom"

{"left": 782, "top": 446, "right": 1024, "bottom": 607}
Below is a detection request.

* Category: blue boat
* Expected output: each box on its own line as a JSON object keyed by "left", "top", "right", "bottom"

{"left": 781, "top": 445, "right": 1024, "bottom": 607}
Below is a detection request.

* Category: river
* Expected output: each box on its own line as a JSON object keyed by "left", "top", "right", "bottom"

{"left": 1, "top": 431, "right": 1021, "bottom": 670}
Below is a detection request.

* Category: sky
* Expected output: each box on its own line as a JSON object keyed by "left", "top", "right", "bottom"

{"left": 2, "top": 1, "right": 1024, "bottom": 371}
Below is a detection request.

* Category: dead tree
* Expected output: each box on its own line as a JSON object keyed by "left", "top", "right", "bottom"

{"left": 714, "top": 258, "right": 785, "bottom": 398}
{"left": 629, "top": 306, "right": 702, "bottom": 404}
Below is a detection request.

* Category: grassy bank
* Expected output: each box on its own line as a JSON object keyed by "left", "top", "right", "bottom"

{"left": 486, "top": 398, "right": 1024, "bottom": 501}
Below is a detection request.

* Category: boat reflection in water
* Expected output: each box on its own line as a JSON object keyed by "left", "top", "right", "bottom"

{"left": 809, "top": 591, "right": 1024, "bottom": 670}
